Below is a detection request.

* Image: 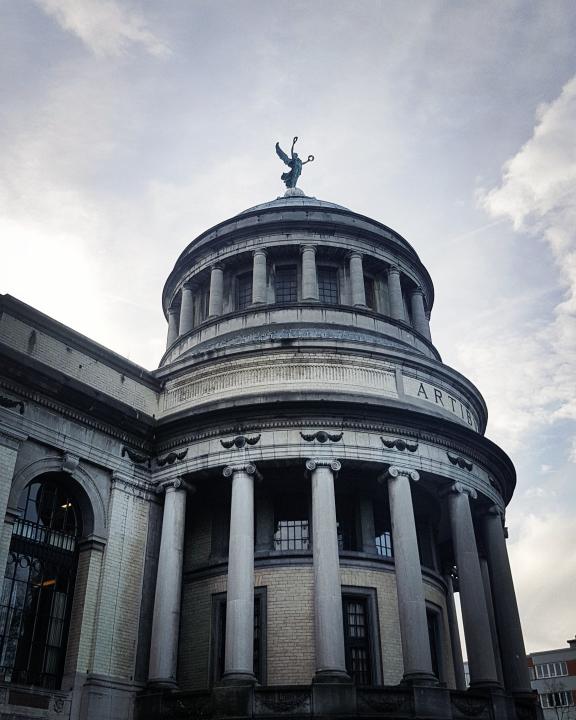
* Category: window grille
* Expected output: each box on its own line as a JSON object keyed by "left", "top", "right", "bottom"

{"left": 236, "top": 272, "right": 253, "bottom": 310}
{"left": 274, "top": 520, "right": 309, "bottom": 551}
{"left": 274, "top": 265, "right": 297, "bottom": 304}
{"left": 318, "top": 266, "right": 339, "bottom": 304}
{"left": 343, "top": 597, "right": 371, "bottom": 685}
{"left": 375, "top": 531, "right": 393, "bottom": 558}
{"left": 0, "top": 479, "right": 80, "bottom": 689}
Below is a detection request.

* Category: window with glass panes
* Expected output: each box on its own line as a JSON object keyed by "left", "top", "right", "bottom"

{"left": 274, "top": 265, "right": 297, "bottom": 304}
{"left": 274, "top": 494, "right": 309, "bottom": 551}
{"left": 534, "top": 661, "right": 568, "bottom": 679}
{"left": 236, "top": 272, "right": 253, "bottom": 310}
{"left": 373, "top": 502, "right": 393, "bottom": 558}
{"left": 343, "top": 596, "right": 372, "bottom": 685}
{"left": 541, "top": 692, "right": 573, "bottom": 708}
{"left": 0, "top": 476, "right": 81, "bottom": 689}
{"left": 318, "top": 266, "right": 339, "bottom": 304}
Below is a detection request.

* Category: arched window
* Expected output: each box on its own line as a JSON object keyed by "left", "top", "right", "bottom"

{"left": 0, "top": 474, "right": 81, "bottom": 689}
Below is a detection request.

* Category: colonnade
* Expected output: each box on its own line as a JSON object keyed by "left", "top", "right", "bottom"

{"left": 147, "top": 464, "right": 531, "bottom": 695}
{"left": 166, "top": 249, "right": 432, "bottom": 347}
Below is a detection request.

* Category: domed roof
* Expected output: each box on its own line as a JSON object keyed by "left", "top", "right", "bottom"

{"left": 238, "top": 193, "right": 350, "bottom": 215}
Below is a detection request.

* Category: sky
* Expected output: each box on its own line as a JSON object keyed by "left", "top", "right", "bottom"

{"left": 1, "top": 0, "right": 575, "bottom": 655}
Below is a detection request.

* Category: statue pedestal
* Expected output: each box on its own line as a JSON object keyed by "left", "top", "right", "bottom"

{"left": 284, "top": 187, "right": 306, "bottom": 197}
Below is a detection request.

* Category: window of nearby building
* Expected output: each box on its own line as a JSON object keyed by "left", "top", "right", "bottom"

{"left": 534, "top": 661, "right": 569, "bottom": 679}
{"left": 540, "top": 691, "right": 573, "bottom": 709}
{"left": 236, "top": 272, "right": 253, "bottom": 310}
{"left": 211, "top": 589, "right": 266, "bottom": 684}
{"left": 0, "top": 477, "right": 81, "bottom": 689}
{"left": 342, "top": 588, "right": 382, "bottom": 686}
{"left": 318, "top": 266, "right": 339, "bottom": 304}
{"left": 274, "top": 265, "right": 298, "bottom": 304}
{"left": 273, "top": 494, "right": 309, "bottom": 551}
{"left": 364, "top": 276, "right": 375, "bottom": 309}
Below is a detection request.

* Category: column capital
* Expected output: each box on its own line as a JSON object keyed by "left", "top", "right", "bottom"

{"left": 346, "top": 250, "right": 363, "bottom": 261}
{"left": 300, "top": 243, "right": 317, "bottom": 255}
{"left": 442, "top": 481, "right": 478, "bottom": 499}
{"left": 383, "top": 465, "right": 420, "bottom": 482}
{"left": 223, "top": 463, "right": 258, "bottom": 478}
{"left": 167, "top": 306, "right": 179, "bottom": 316}
{"left": 182, "top": 279, "right": 200, "bottom": 292}
{"left": 387, "top": 265, "right": 401, "bottom": 276}
{"left": 210, "top": 262, "right": 223, "bottom": 271}
{"left": 156, "top": 477, "right": 195, "bottom": 494}
{"left": 410, "top": 287, "right": 424, "bottom": 297}
{"left": 252, "top": 248, "right": 268, "bottom": 258}
{"left": 305, "top": 458, "right": 341, "bottom": 473}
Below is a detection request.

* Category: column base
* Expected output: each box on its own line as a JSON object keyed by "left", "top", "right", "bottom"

{"left": 401, "top": 671, "right": 440, "bottom": 687}
{"left": 220, "top": 671, "right": 258, "bottom": 686}
{"left": 146, "top": 678, "right": 178, "bottom": 690}
{"left": 469, "top": 680, "right": 504, "bottom": 692}
{"left": 313, "top": 669, "right": 351, "bottom": 684}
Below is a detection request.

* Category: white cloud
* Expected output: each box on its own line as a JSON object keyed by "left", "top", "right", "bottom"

{"left": 33, "top": 0, "right": 170, "bottom": 57}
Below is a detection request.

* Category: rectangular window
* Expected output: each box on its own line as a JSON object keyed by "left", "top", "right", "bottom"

{"left": 364, "top": 276, "right": 375, "bottom": 309}
{"left": 375, "top": 531, "right": 393, "bottom": 558}
{"left": 211, "top": 589, "right": 266, "bottom": 684}
{"left": 343, "top": 596, "right": 372, "bottom": 685}
{"left": 274, "top": 494, "right": 309, "bottom": 551}
{"left": 274, "top": 265, "right": 298, "bottom": 304}
{"left": 236, "top": 272, "right": 253, "bottom": 310}
{"left": 374, "top": 503, "right": 393, "bottom": 558}
{"left": 540, "top": 691, "right": 572, "bottom": 708}
{"left": 318, "top": 266, "right": 339, "bottom": 304}
{"left": 535, "top": 661, "right": 568, "bottom": 679}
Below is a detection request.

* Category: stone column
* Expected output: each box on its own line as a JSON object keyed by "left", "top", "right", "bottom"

{"left": 222, "top": 463, "right": 257, "bottom": 683}
{"left": 348, "top": 252, "right": 366, "bottom": 307}
{"left": 480, "top": 556, "right": 504, "bottom": 685}
{"left": 358, "top": 495, "right": 377, "bottom": 554}
{"left": 148, "top": 478, "right": 189, "bottom": 687}
{"left": 208, "top": 264, "right": 224, "bottom": 317}
{"left": 385, "top": 466, "right": 435, "bottom": 684}
{"left": 306, "top": 458, "right": 349, "bottom": 681}
{"left": 446, "top": 483, "right": 499, "bottom": 688}
{"left": 252, "top": 250, "right": 268, "bottom": 305}
{"left": 166, "top": 307, "right": 179, "bottom": 348}
{"left": 301, "top": 245, "right": 319, "bottom": 301}
{"left": 387, "top": 266, "right": 405, "bottom": 322}
{"left": 179, "top": 282, "right": 195, "bottom": 336}
{"left": 444, "top": 570, "right": 466, "bottom": 690}
{"left": 482, "top": 507, "right": 532, "bottom": 694}
{"left": 410, "top": 289, "right": 432, "bottom": 341}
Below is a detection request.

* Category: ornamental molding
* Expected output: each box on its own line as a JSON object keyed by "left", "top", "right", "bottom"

{"left": 156, "top": 448, "right": 188, "bottom": 466}
{"left": 61, "top": 452, "right": 79, "bottom": 474}
{"left": 220, "top": 434, "right": 261, "bottom": 449}
{"left": 0, "top": 395, "right": 25, "bottom": 414}
{"left": 122, "top": 446, "right": 151, "bottom": 468}
{"left": 254, "top": 689, "right": 311, "bottom": 714}
{"left": 381, "top": 436, "right": 418, "bottom": 452}
{"left": 112, "top": 472, "right": 156, "bottom": 501}
{"left": 447, "top": 451, "right": 473, "bottom": 471}
{"left": 305, "top": 458, "right": 341, "bottom": 473}
{"left": 300, "top": 430, "right": 343, "bottom": 443}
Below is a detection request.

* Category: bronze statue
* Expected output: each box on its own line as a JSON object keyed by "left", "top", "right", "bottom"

{"left": 275, "top": 137, "right": 314, "bottom": 189}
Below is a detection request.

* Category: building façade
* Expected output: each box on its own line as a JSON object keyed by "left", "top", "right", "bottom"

{"left": 0, "top": 189, "right": 539, "bottom": 720}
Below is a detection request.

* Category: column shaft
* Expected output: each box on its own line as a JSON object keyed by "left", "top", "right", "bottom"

{"left": 349, "top": 252, "right": 366, "bottom": 307}
{"left": 301, "top": 246, "right": 319, "bottom": 301}
{"left": 482, "top": 509, "right": 532, "bottom": 694}
{"left": 223, "top": 465, "right": 256, "bottom": 682}
{"left": 386, "top": 467, "right": 435, "bottom": 683}
{"left": 448, "top": 486, "right": 499, "bottom": 688}
{"left": 166, "top": 308, "right": 179, "bottom": 348}
{"left": 444, "top": 572, "right": 466, "bottom": 690}
{"left": 148, "top": 481, "right": 187, "bottom": 687}
{"left": 208, "top": 265, "right": 224, "bottom": 317}
{"left": 179, "top": 284, "right": 194, "bottom": 336}
{"left": 388, "top": 267, "right": 405, "bottom": 321}
{"left": 480, "top": 556, "right": 504, "bottom": 685}
{"left": 252, "top": 250, "right": 267, "bottom": 304}
{"left": 308, "top": 459, "right": 348, "bottom": 680}
{"left": 410, "top": 290, "right": 432, "bottom": 341}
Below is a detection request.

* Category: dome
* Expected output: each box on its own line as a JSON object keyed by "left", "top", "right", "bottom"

{"left": 237, "top": 193, "right": 351, "bottom": 215}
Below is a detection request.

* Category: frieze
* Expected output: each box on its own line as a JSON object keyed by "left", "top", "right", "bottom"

{"left": 300, "top": 430, "right": 343, "bottom": 443}
{"left": 0, "top": 395, "right": 25, "bottom": 414}
{"left": 156, "top": 448, "right": 188, "bottom": 466}
{"left": 381, "top": 436, "right": 418, "bottom": 452}
{"left": 220, "top": 434, "right": 261, "bottom": 449}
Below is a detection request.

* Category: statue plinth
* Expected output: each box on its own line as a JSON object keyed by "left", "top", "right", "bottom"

{"left": 284, "top": 188, "right": 306, "bottom": 198}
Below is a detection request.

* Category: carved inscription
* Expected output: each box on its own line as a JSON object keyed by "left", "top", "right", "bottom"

{"left": 403, "top": 376, "right": 478, "bottom": 430}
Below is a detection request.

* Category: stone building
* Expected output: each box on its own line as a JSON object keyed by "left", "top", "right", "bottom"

{"left": 0, "top": 188, "right": 539, "bottom": 719}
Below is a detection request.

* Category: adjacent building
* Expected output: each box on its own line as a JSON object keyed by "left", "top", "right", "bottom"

{"left": 0, "top": 188, "right": 540, "bottom": 719}
{"left": 529, "top": 638, "right": 576, "bottom": 720}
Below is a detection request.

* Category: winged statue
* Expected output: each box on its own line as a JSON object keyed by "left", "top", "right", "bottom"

{"left": 275, "top": 136, "right": 314, "bottom": 189}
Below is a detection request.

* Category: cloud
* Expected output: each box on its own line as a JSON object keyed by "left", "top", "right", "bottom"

{"left": 460, "top": 76, "right": 576, "bottom": 451}
{"left": 33, "top": 0, "right": 170, "bottom": 57}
